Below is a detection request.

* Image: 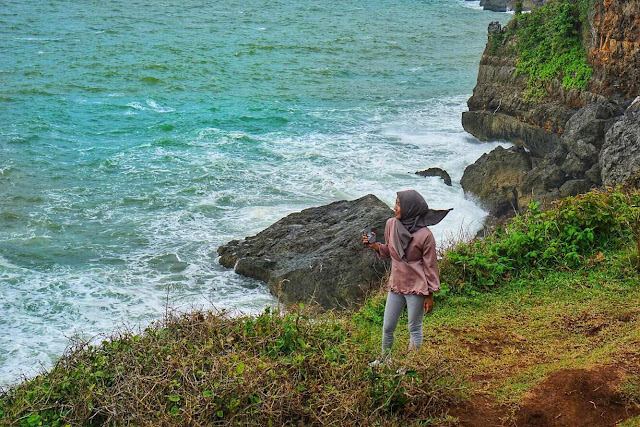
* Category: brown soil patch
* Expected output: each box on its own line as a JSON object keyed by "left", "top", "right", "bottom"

{"left": 562, "top": 312, "right": 609, "bottom": 337}
{"left": 514, "top": 368, "right": 640, "bottom": 427}
{"left": 452, "top": 326, "right": 528, "bottom": 356}
{"left": 617, "top": 312, "right": 638, "bottom": 323}
{"left": 448, "top": 395, "right": 509, "bottom": 427}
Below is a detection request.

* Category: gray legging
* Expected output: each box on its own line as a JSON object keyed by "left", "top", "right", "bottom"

{"left": 382, "top": 291, "right": 426, "bottom": 353}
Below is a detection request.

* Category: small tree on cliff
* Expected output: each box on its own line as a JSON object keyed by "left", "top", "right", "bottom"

{"left": 515, "top": 0, "right": 523, "bottom": 14}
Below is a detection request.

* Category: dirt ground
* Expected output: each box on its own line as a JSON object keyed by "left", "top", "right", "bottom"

{"left": 449, "top": 367, "right": 640, "bottom": 426}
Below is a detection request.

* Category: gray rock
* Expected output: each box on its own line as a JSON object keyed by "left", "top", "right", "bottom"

{"left": 519, "top": 159, "right": 566, "bottom": 195}
{"left": 554, "top": 103, "right": 623, "bottom": 179}
{"left": 460, "top": 145, "right": 532, "bottom": 217}
{"left": 562, "top": 103, "right": 621, "bottom": 152}
{"left": 217, "top": 195, "right": 393, "bottom": 310}
{"left": 559, "top": 103, "right": 623, "bottom": 179}
{"left": 561, "top": 152, "right": 590, "bottom": 177}
{"left": 559, "top": 179, "right": 590, "bottom": 198}
{"left": 585, "top": 163, "right": 602, "bottom": 186}
{"left": 415, "top": 167, "right": 452, "bottom": 186}
{"left": 488, "top": 21, "right": 503, "bottom": 35}
{"left": 600, "top": 97, "right": 640, "bottom": 186}
{"left": 462, "top": 111, "right": 562, "bottom": 157}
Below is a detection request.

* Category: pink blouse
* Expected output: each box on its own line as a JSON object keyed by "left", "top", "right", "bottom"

{"left": 376, "top": 217, "right": 441, "bottom": 296}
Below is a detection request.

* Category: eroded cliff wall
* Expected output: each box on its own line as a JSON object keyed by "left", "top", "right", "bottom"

{"left": 589, "top": 0, "right": 640, "bottom": 99}
{"left": 461, "top": 0, "right": 639, "bottom": 218}
{"left": 463, "top": 0, "right": 639, "bottom": 156}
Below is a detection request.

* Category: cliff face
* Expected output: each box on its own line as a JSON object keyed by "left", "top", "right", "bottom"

{"left": 461, "top": 0, "right": 640, "bottom": 218}
{"left": 589, "top": 0, "right": 640, "bottom": 99}
{"left": 463, "top": 0, "right": 639, "bottom": 156}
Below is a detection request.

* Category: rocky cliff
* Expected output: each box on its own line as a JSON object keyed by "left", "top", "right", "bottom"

{"left": 463, "top": 0, "right": 639, "bottom": 156}
{"left": 461, "top": 0, "right": 640, "bottom": 217}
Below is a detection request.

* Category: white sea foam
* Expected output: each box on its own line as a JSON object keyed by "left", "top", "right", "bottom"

{"left": 146, "top": 99, "right": 175, "bottom": 113}
{"left": 461, "top": 1, "right": 484, "bottom": 11}
{"left": 126, "top": 102, "right": 146, "bottom": 111}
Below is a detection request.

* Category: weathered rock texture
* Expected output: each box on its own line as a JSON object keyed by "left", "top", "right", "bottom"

{"left": 462, "top": 22, "right": 605, "bottom": 157}
{"left": 461, "top": 101, "right": 636, "bottom": 216}
{"left": 460, "top": 146, "right": 532, "bottom": 216}
{"left": 217, "top": 195, "right": 393, "bottom": 310}
{"left": 600, "top": 97, "right": 640, "bottom": 186}
{"left": 589, "top": 0, "right": 640, "bottom": 100}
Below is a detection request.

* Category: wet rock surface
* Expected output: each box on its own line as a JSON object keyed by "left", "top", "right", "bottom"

{"left": 218, "top": 195, "right": 393, "bottom": 310}
{"left": 460, "top": 145, "right": 532, "bottom": 217}
{"left": 415, "top": 167, "right": 452, "bottom": 186}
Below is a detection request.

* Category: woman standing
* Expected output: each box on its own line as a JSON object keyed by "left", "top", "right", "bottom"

{"left": 364, "top": 190, "right": 451, "bottom": 356}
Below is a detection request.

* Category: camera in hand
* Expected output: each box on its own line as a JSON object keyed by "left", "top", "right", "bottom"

{"left": 362, "top": 226, "right": 376, "bottom": 244}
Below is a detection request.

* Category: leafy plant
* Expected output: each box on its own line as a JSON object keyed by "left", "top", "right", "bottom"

{"left": 440, "top": 189, "right": 640, "bottom": 293}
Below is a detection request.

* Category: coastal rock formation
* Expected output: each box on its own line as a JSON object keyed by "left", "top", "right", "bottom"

{"left": 461, "top": 0, "right": 640, "bottom": 216}
{"left": 462, "top": 21, "right": 605, "bottom": 157}
{"left": 464, "top": 0, "right": 639, "bottom": 154}
{"left": 217, "top": 195, "right": 393, "bottom": 310}
{"left": 589, "top": 0, "right": 640, "bottom": 100}
{"left": 600, "top": 97, "right": 640, "bottom": 186}
{"left": 460, "top": 145, "right": 532, "bottom": 216}
{"left": 462, "top": 101, "right": 634, "bottom": 215}
{"left": 416, "top": 167, "right": 452, "bottom": 186}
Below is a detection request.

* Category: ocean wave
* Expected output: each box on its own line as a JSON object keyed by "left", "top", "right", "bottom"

{"left": 146, "top": 99, "right": 175, "bottom": 113}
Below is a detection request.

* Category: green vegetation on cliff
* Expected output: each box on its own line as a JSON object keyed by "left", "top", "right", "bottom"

{"left": 440, "top": 189, "right": 639, "bottom": 292}
{"left": 1, "top": 186, "right": 639, "bottom": 426}
{"left": 491, "top": 0, "right": 594, "bottom": 101}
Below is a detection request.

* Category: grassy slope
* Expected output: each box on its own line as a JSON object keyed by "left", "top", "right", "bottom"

{"left": 1, "top": 189, "right": 639, "bottom": 426}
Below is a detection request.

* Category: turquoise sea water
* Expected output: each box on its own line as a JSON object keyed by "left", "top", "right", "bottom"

{"left": 0, "top": 0, "right": 509, "bottom": 384}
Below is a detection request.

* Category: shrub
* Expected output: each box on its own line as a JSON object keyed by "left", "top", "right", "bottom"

{"left": 0, "top": 307, "right": 464, "bottom": 426}
{"left": 440, "top": 189, "right": 640, "bottom": 293}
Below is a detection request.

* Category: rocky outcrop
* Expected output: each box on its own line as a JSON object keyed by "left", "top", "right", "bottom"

{"left": 462, "top": 0, "right": 639, "bottom": 216}
{"left": 460, "top": 145, "right": 532, "bottom": 216}
{"left": 462, "top": 21, "right": 606, "bottom": 157}
{"left": 217, "top": 195, "right": 393, "bottom": 310}
{"left": 589, "top": 0, "right": 640, "bottom": 100}
{"left": 416, "top": 168, "right": 452, "bottom": 186}
{"left": 464, "top": 0, "right": 639, "bottom": 154}
{"left": 462, "top": 101, "right": 633, "bottom": 216}
{"left": 600, "top": 97, "right": 640, "bottom": 186}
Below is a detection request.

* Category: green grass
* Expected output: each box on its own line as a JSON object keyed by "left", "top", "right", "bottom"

{"left": 1, "top": 187, "right": 639, "bottom": 426}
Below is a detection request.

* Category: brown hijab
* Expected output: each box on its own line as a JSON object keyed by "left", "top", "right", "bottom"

{"left": 393, "top": 190, "right": 452, "bottom": 261}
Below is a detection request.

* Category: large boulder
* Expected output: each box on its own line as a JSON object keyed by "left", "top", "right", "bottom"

{"left": 559, "top": 102, "right": 622, "bottom": 181}
{"left": 460, "top": 145, "right": 532, "bottom": 217}
{"left": 217, "top": 195, "right": 393, "bottom": 310}
{"left": 600, "top": 97, "right": 640, "bottom": 186}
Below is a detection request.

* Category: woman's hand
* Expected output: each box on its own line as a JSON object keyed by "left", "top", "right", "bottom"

{"left": 424, "top": 294, "right": 434, "bottom": 313}
{"left": 362, "top": 232, "right": 380, "bottom": 251}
